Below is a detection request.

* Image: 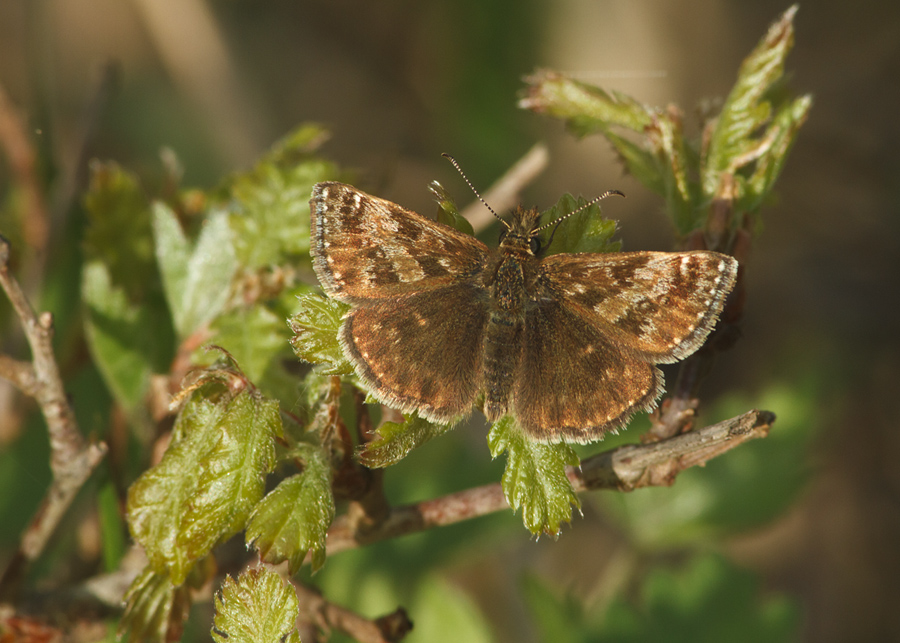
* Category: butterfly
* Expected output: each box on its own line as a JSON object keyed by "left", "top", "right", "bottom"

{"left": 308, "top": 161, "right": 737, "bottom": 443}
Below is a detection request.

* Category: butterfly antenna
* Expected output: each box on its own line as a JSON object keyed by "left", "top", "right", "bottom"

{"left": 534, "top": 189, "right": 625, "bottom": 234}
{"left": 537, "top": 189, "right": 625, "bottom": 250}
{"left": 442, "top": 153, "right": 507, "bottom": 228}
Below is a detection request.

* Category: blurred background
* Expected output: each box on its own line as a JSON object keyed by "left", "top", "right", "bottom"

{"left": 0, "top": 1, "right": 898, "bottom": 642}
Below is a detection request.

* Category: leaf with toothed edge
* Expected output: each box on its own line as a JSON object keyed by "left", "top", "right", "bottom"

{"left": 488, "top": 416, "right": 581, "bottom": 535}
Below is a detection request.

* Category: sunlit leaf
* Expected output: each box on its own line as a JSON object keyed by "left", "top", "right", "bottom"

{"left": 488, "top": 417, "right": 580, "bottom": 535}
{"left": 359, "top": 413, "right": 454, "bottom": 468}
{"left": 153, "top": 204, "right": 237, "bottom": 338}
{"left": 120, "top": 566, "right": 191, "bottom": 643}
{"left": 541, "top": 193, "right": 621, "bottom": 256}
{"left": 289, "top": 293, "right": 352, "bottom": 374}
{"left": 212, "top": 568, "right": 301, "bottom": 643}
{"left": 246, "top": 443, "right": 335, "bottom": 573}
{"left": 126, "top": 385, "right": 281, "bottom": 584}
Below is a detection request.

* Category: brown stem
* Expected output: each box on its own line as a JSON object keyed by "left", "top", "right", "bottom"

{"left": 323, "top": 409, "right": 773, "bottom": 557}
{"left": 295, "top": 582, "right": 413, "bottom": 643}
{"left": 0, "top": 236, "right": 107, "bottom": 600}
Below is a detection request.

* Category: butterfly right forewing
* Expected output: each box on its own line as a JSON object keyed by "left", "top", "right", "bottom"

{"left": 540, "top": 250, "right": 738, "bottom": 363}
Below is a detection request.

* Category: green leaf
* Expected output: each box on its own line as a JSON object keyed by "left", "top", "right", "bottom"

{"left": 126, "top": 386, "right": 281, "bottom": 584}
{"left": 82, "top": 261, "right": 174, "bottom": 413}
{"left": 289, "top": 292, "right": 352, "bottom": 374}
{"left": 246, "top": 443, "right": 335, "bottom": 574}
{"left": 212, "top": 568, "right": 301, "bottom": 643}
{"left": 208, "top": 304, "right": 290, "bottom": 384}
{"left": 742, "top": 93, "right": 812, "bottom": 212}
{"left": 703, "top": 5, "right": 799, "bottom": 197}
{"left": 519, "top": 71, "right": 652, "bottom": 137}
{"left": 359, "top": 413, "right": 454, "bottom": 468}
{"left": 153, "top": 203, "right": 237, "bottom": 338}
{"left": 645, "top": 112, "right": 701, "bottom": 235}
{"left": 429, "top": 180, "right": 475, "bottom": 236}
{"left": 487, "top": 416, "right": 581, "bottom": 535}
{"left": 120, "top": 566, "right": 191, "bottom": 643}
{"left": 226, "top": 124, "right": 340, "bottom": 268}
{"left": 82, "top": 161, "right": 156, "bottom": 299}
{"left": 604, "top": 130, "right": 666, "bottom": 197}
{"left": 541, "top": 193, "right": 621, "bottom": 256}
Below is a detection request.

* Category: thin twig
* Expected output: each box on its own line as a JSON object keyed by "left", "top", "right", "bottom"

{"left": 462, "top": 143, "right": 549, "bottom": 233}
{"left": 295, "top": 582, "right": 412, "bottom": 643}
{"left": 0, "top": 236, "right": 107, "bottom": 599}
{"left": 323, "top": 409, "right": 773, "bottom": 556}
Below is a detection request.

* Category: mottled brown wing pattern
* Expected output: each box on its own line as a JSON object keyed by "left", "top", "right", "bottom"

{"left": 340, "top": 285, "right": 489, "bottom": 423}
{"left": 514, "top": 296, "right": 663, "bottom": 443}
{"left": 310, "top": 182, "right": 489, "bottom": 302}
{"left": 540, "top": 251, "right": 738, "bottom": 363}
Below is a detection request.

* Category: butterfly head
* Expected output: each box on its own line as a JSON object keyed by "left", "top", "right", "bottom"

{"left": 499, "top": 207, "right": 544, "bottom": 256}
{"left": 441, "top": 152, "right": 624, "bottom": 257}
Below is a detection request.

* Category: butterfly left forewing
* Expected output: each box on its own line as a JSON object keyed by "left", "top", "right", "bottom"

{"left": 310, "top": 182, "right": 489, "bottom": 303}
{"left": 540, "top": 251, "right": 738, "bottom": 363}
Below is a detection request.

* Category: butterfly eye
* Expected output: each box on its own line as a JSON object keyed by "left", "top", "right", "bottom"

{"left": 530, "top": 236, "right": 542, "bottom": 255}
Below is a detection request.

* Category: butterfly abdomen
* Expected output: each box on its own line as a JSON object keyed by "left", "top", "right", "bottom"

{"left": 482, "top": 253, "right": 529, "bottom": 421}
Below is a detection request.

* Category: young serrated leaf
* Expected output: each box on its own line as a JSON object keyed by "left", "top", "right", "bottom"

{"left": 246, "top": 443, "right": 335, "bottom": 574}
{"left": 704, "top": 6, "right": 799, "bottom": 197}
{"left": 604, "top": 130, "right": 667, "bottom": 197}
{"left": 743, "top": 94, "right": 812, "bottom": 212}
{"left": 289, "top": 293, "right": 352, "bottom": 374}
{"left": 227, "top": 126, "right": 340, "bottom": 268}
{"left": 126, "top": 388, "right": 281, "bottom": 584}
{"left": 212, "top": 568, "right": 301, "bottom": 643}
{"left": 359, "top": 413, "right": 454, "bottom": 468}
{"left": 82, "top": 261, "right": 174, "bottom": 414}
{"left": 646, "top": 113, "right": 701, "bottom": 234}
{"left": 541, "top": 194, "right": 620, "bottom": 256}
{"left": 120, "top": 566, "right": 191, "bottom": 643}
{"left": 487, "top": 417, "right": 581, "bottom": 535}
{"left": 153, "top": 204, "right": 237, "bottom": 338}
{"left": 519, "top": 71, "right": 652, "bottom": 137}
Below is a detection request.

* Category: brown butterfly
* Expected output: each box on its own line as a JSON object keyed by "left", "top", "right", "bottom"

{"left": 309, "top": 160, "right": 737, "bottom": 443}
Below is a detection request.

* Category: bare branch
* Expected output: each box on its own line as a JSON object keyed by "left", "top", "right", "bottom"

{"left": 0, "top": 236, "right": 107, "bottom": 599}
{"left": 295, "top": 582, "right": 412, "bottom": 643}
{"left": 323, "top": 409, "right": 773, "bottom": 556}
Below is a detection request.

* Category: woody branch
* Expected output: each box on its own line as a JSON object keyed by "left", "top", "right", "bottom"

{"left": 322, "top": 408, "right": 773, "bottom": 556}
